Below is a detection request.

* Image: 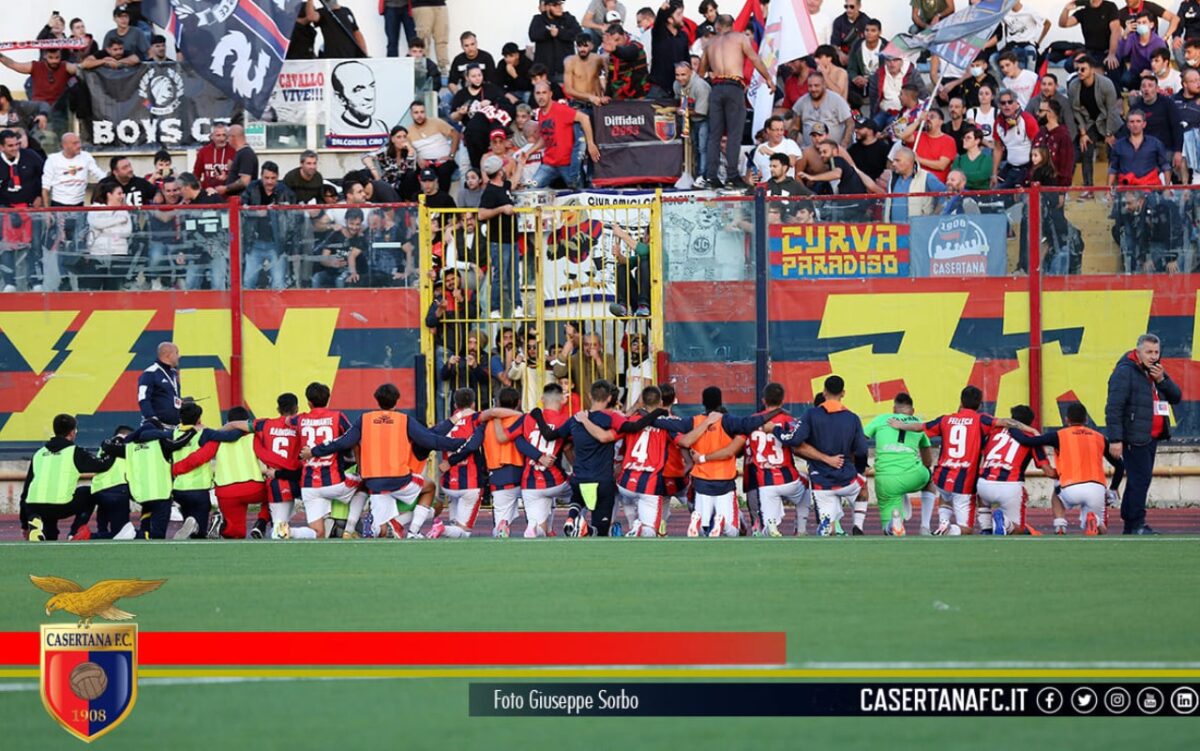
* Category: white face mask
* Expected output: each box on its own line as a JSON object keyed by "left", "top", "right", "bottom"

{"left": 970, "top": 65, "right": 984, "bottom": 77}
{"left": 1137, "top": 23, "right": 1151, "bottom": 36}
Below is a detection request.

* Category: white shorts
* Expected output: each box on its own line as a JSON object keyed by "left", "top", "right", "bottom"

{"left": 526, "top": 482, "right": 571, "bottom": 527}
{"left": 369, "top": 482, "right": 422, "bottom": 525}
{"left": 935, "top": 486, "right": 975, "bottom": 528}
{"left": 618, "top": 485, "right": 663, "bottom": 535}
{"left": 975, "top": 479, "right": 1025, "bottom": 527}
{"left": 301, "top": 482, "right": 356, "bottom": 523}
{"left": 443, "top": 487, "right": 482, "bottom": 529}
{"left": 695, "top": 491, "right": 739, "bottom": 537}
{"left": 490, "top": 486, "right": 522, "bottom": 525}
{"left": 812, "top": 474, "right": 866, "bottom": 520}
{"left": 1059, "top": 482, "right": 1106, "bottom": 516}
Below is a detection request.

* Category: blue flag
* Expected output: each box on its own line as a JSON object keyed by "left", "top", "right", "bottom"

{"left": 142, "top": 0, "right": 298, "bottom": 118}
{"left": 883, "top": 0, "right": 1015, "bottom": 78}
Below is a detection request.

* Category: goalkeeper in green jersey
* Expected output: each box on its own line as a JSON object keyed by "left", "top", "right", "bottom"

{"left": 863, "top": 393, "right": 934, "bottom": 536}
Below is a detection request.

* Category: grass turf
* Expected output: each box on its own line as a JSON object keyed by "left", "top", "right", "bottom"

{"left": 1, "top": 538, "right": 1197, "bottom": 750}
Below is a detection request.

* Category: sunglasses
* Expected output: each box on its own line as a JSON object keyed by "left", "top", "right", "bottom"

{"left": 999, "top": 100, "right": 1015, "bottom": 105}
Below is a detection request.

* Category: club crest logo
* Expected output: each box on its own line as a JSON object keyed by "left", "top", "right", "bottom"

{"left": 138, "top": 65, "right": 185, "bottom": 117}
{"left": 653, "top": 105, "right": 677, "bottom": 142}
{"left": 33, "top": 575, "right": 164, "bottom": 742}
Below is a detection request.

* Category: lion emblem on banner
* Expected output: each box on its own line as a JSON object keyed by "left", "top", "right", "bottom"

{"left": 138, "top": 66, "right": 185, "bottom": 117}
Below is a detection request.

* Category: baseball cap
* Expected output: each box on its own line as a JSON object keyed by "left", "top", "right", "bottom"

{"left": 481, "top": 154, "right": 505, "bottom": 176}
{"left": 605, "top": 10, "right": 622, "bottom": 22}
{"left": 114, "top": 4, "right": 130, "bottom": 16}
{"left": 853, "top": 115, "right": 879, "bottom": 132}
{"left": 489, "top": 128, "right": 508, "bottom": 141}
{"left": 419, "top": 168, "right": 438, "bottom": 182}
{"left": 809, "top": 121, "right": 828, "bottom": 135}
{"left": 697, "top": 22, "right": 717, "bottom": 37}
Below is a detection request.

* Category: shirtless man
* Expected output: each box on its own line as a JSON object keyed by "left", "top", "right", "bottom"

{"left": 563, "top": 36, "right": 609, "bottom": 111}
{"left": 698, "top": 14, "right": 774, "bottom": 190}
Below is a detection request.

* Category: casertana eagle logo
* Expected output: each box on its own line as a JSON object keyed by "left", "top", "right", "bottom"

{"left": 653, "top": 105, "right": 677, "bottom": 142}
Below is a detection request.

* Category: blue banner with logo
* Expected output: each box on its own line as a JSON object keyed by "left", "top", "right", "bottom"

{"left": 909, "top": 213, "right": 1009, "bottom": 277}
{"left": 143, "top": 0, "right": 297, "bottom": 118}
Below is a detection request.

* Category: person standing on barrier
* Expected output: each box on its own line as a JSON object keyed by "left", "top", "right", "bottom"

{"left": 478, "top": 153, "right": 521, "bottom": 319}
{"left": 991, "top": 89, "right": 1039, "bottom": 190}
{"left": 531, "top": 82, "right": 601, "bottom": 190}
{"left": 1105, "top": 333, "right": 1182, "bottom": 534}
{"left": 698, "top": 14, "right": 775, "bottom": 190}
{"left": 242, "top": 162, "right": 296, "bottom": 290}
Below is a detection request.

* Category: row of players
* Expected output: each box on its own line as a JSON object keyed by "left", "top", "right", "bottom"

{"left": 21, "top": 374, "right": 1123, "bottom": 541}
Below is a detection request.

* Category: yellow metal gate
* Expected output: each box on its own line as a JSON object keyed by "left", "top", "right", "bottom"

{"left": 418, "top": 192, "right": 665, "bottom": 423}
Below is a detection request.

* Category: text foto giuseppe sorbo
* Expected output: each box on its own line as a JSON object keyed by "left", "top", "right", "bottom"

{"left": 491, "top": 688, "right": 640, "bottom": 715}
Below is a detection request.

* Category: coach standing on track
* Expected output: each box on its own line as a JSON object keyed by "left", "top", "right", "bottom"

{"left": 1105, "top": 334, "right": 1182, "bottom": 535}
{"left": 138, "top": 341, "right": 182, "bottom": 428}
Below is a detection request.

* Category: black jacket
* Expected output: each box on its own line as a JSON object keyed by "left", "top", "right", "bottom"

{"left": 529, "top": 12, "right": 581, "bottom": 79}
{"left": 1105, "top": 350, "right": 1183, "bottom": 444}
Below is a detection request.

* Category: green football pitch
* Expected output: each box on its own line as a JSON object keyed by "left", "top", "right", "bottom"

{"left": 1, "top": 539, "right": 1197, "bottom": 750}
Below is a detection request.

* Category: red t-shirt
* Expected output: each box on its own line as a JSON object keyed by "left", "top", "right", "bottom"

{"left": 538, "top": 101, "right": 577, "bottom": 168}
{"left": 915, "top": 132, "right": 958, "bottom": 184}
{"left": 31, "top": 61, "right": 71, "bottom": 104}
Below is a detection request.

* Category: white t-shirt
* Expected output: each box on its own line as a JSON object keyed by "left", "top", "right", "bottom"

{"left": 624, "top": 358, "right": 654, "bottom": 409}
{"left": 41, "top": 151, "right": 105, "bottom": 206}
{"left": 793, "top": 90, "right": 853, "bottom": 145}
{"left": 1002, "top": 69, "right": 1040, "bottom": 108}
{"left": 1002, "top": 9, "right": 1047, "bottom": 47}
{"left": 967, "top": 106, "right": 997, "bottom": 147}
{"left": 1155, "top": 68, "right": 1182, "bottom": 96}
{"left": 752, "top": 138, "right": 804, "bottom": 179}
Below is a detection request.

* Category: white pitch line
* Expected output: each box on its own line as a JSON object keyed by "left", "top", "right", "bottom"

{"left": 0, "top": 537, "right": 1198, "bottom": 547}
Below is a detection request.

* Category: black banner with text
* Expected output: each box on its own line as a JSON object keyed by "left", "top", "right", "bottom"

{"left": 591, "top": 100, "right": 683, "bottom": 187}
{"left": 82, "top": 63, "right": 239, "bottom": 149}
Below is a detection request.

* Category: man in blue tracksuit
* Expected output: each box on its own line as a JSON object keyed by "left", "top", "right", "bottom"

{"left": 138, "top": 341, "right": 182, "bottom": 427}
{"left": 1104, "top": 334, "right": 1183, "bottom": 534}
{"left": 777, "top": 375, "right": 869, "bottom": 536}
{"left": 530, "top": 379, "right": 666, "bottom": 538}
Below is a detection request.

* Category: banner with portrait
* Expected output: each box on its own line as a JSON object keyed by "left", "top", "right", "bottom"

{"left": 769, "top": 222, "right": 911, "bottom": 279}
{"left": 909, "top": 213, "right": 1009, "bottom": 277}
{"left": 323, "top": 57, "right": 415, "bottom": 150}
{"left": 82, "top": 63, "right": 238, "bottom": 149}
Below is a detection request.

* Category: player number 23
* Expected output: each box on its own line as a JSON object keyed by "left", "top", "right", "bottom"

{"left": 301, "top": 425, "right": 335, "bottom": 447}
{"left": 751, "top": 431, "right": 785, "bottom": 466}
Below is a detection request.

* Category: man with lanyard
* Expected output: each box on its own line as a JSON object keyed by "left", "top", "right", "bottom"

{"left": 138, "top": 341, "right": 182, "bottom": 427}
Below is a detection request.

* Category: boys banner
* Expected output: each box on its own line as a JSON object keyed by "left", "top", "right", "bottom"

{"left": 770, "top": 222, "right": 911, "bottom": 279}
{"left": 82, "top": 63, "right": 238, "bottom": 149}
{"left": 324, "top": 58, "right": 416, "bottom": 150}
{"left": 592, "top": 102, "right": 683, "bottom": 187}
{"left": 909, "top": 214, "right": 1008, "bottom": 277}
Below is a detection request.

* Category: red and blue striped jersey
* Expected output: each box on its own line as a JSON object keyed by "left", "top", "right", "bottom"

{"left": 925, "top": 409, "right": 995, "bottom": 493}
{"left": 437, "top": 410, "right": 486, "bottom": 490}
{"left": 292, "top": 408, "right": 352, "bottom": 488}
{"left": 979, "top": 428, "right": 1049, "bottom": 483}
{"left": 746, "top": 411, "right": 800, "bottom": 487}
{"left": 617, "top": 414, "right": 683, "bottom": 495}
{"left": 253, "top": 417, "right": 302, "bottom": 472}
{"left": 511, "top": 410, "right": 569, "bottom": 489}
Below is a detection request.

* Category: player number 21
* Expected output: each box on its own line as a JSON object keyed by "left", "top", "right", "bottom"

{"left": 985, "top": 431, "right": 1020, "bottom": 466}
